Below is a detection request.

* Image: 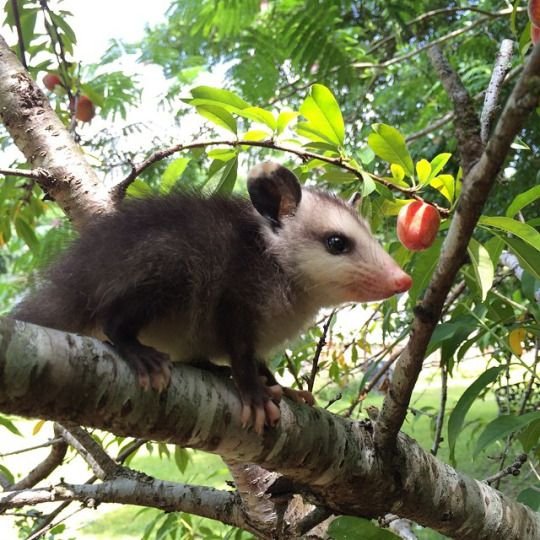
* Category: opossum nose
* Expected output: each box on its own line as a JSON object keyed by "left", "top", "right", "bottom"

{"left": 393, "top": 272, "right": 413, "bottom": 294}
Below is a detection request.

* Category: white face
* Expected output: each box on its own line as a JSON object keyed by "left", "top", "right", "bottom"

{"left": 265, "top": 190, "right": 412, "bottom": 307}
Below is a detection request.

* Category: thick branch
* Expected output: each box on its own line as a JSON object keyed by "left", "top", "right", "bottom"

{"left": 0, "top": 318, "right": 539, "bottom": 539}
{"left": 0, "top": 34, "right": 112, "bottom": 227}
{"left": 427, "top": 45, "right": 483, "bottom": 173}
{"left": 375, "top": 44, "right": 540, "bottom": 451}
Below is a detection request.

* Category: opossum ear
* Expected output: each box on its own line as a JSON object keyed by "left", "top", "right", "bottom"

{"left": 247, "top": 162, "right": 302, "bottom": 227}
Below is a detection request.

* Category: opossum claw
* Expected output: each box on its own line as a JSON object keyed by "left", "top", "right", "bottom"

{"left": 282, "top": 387, "right": 316, "bottom": 406}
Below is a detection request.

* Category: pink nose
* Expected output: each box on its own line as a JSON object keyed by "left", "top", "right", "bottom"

{"left": 393, "top": 272, "right": 413, "bottom": 294}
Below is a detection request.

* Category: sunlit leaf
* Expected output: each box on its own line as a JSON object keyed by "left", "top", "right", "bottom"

{"left": 276, "top": 110, "right": 299, "bottom": 135}
{"left": 430, "top": 174, "right": 455, "bottom": 203}
{"left": 189, "top": 85, "right": 250, "bottom": 111}
{"left": 429, "top": 153, "right": 452, "bottom": 179}
{"left": 242, "top": 129, "right": 271, "bottom": 141}
{"left": 196, "top": 105, "right": 237, "bottom": 134}
{"left": 161, "top": 157, "right": 190, "bottom": 193}
{"left": 367, "top": 124, "right": 414, "bottom": 177}
{"left": 416, "top": 159, "right": 431, "bottom": 184}
{"left": 298, "top": 84, "right": 344, "bottom": 147}
{"left": 236, "top": 106, "right": 276, "bottom": 130}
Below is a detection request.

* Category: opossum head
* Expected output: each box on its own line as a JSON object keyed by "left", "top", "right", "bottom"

{"left": 248, "top": 162, "right": 412, "bottom": 306}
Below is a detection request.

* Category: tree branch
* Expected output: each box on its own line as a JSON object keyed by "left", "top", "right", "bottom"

{"left": 0, "top": 34, "right": 112, "bottom": 227}
{"left": 374, "top": 43, "right": 540, "bottom": 453}
{"left": 1, "top": 317, "right": 539, "bottom": 538}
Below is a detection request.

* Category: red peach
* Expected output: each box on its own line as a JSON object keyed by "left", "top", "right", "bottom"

{"left": 532, "top": 24, "right": 540, "bottom": 45}
{"left": 397, "top": 200, "right": 440, "bottom": 251}
{"left": 42, "top": 73, "right": 61, "bottom": 91}
{"left": 529, "top": 0, "right": 540, "bottom": 27}
{"left": 74, "top": 95, "right": 95, "bottom": 122}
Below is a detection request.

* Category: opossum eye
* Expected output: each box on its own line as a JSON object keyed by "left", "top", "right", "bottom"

{"left": 325, "top": 234, "right": 350, "bottom": 255}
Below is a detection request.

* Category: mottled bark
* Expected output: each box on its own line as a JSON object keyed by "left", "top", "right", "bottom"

{"left": 1, "top": 318, "right": 539, "bottom": 540}
{"left": 0, "top": 34, "right": 112, "bottom": 227}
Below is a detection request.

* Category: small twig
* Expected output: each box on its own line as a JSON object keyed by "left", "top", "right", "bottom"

{"left": 307, "top": 311, "right": 335, "bottom": 393}
{"left": 56, "top": 423, "right": 120, "bottom": 480}
{"left": 431, "top": 361, "right": 448, "bottom": 456}
{"left": 484, "top": 454, "right": 528, "bottom": 486}
{"left": 10, "top": 0, "right": 28, "bottom": 70}
{"left": 0, "top": 167, "right": 54, "bottom": 182}
{"left": 0, "top": 437, "right": 64, "bottom": 458}
{"left": 28, "top": 438, "right": 146, "bottom": 537}
{"left": 481, "top": 39, "right": 515, "bottom": 143}
{"left": 27, "top": 506, "right": 85, "bottom": 540}
{"left": 296, "top": 506, "right": 333, "bottom": 536}
{"left": 518, "top": 339, "right": 540, "bottom": 416}
{"left": 354, "top": 15, "right": 496, "bottom": 71}
{"left": 112, "top": 138, "right": 451, "bottom": 216}
{"left": 367, "top": 7, "right": 516, "bottom": 56}
{"left": 283, "top": 351, "right": 304, "bottom": 390}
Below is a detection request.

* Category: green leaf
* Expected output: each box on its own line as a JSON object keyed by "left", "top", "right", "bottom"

{"left": 174, "top": 447, "right": 191, "bottom": 473}
{"left": 196, "top": 105, "right": 237, "bottom": 134}
{"left": 207, "top": 148, "right": 238, "bottom": 161}
{"left": 407, "top": 238, "right": 443, "bottom": 305}
{"left": 126, "top": 179, "right": 155, "bottom": 198}
{"left": 518, "top": 488, "right": 540, "bottom": 511}
{"left": 236, "top": 106, "right": 276, "bottom": 130}
{"left": 242, "top": 129, "right": 271, "bottom": 141}
{"left": 160, "top": 157, "right": 190, "bottom": 194}
{"left": 506, "top": 185, "right": 540, "bottom": 217}
{"left": 390, "top": 164, "right": 405, "bottom": 184}
{"left": 15, "top": 217, "right": 39, "bottom": 252}
{"left": 215, "top": 157, "right": 238, "bottom": 194}
{"left": 0, "top": 464, "right": 14, "bottom": 485}
{"left": 328, "top": 516, "right": 399, "bottom": 539}
{"left": 416, "top": 159, "right": 431, "bottom": 184}
{"left": 0, "top": 415, "right": 22, "bottom": 436}
{"left": 298, "top": 84, "right": 344, "bottom": 147}
{"left": 502, "top": 235, "right": 540, "bottom": 280}
{"left": 429, "top": 153, "right": 452, "bottom": 179}
{"left": 475, "top": 411, "right": 540, "bottom": 456}
{"left": 367, "top": 124, "right": 414, "bottom": 177}
{"left": 467, "top": 238, "right": 495, "bottom": 301}
{"left": 518, "top": 419, "right": 540, "bottom": 453}
{"left": 276, "top": 110, "right": 298, "bottom": 135}
{"left": 190, "top": 85, "right": 250, "bottom": 111}
{"left": 479, "top": 216, "right": 540, "bottom": 252}
{"left": 447, "top": 367, "right": 503, "bottom": 465}
{"left": 429, "top": 174, "right": 455, "bottom": 203}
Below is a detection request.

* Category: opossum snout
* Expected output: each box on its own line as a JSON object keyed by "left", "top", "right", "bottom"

{"left": 391, "top": 270, "right": 413, "bottom": 294}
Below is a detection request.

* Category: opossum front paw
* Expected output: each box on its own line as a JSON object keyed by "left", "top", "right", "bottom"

{"left": 238, "top": 383, "right": 282, "bottom": 435}
{"left": 118, "top": 343, "right": 172, "bottom": 393}
{"left": 282, "top": 387, "right": 316, "bottom": 406}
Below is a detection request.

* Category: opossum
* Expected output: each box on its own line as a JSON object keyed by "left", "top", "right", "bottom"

{"left": 12, "top": 162, "right": 412, "bottom": 434}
